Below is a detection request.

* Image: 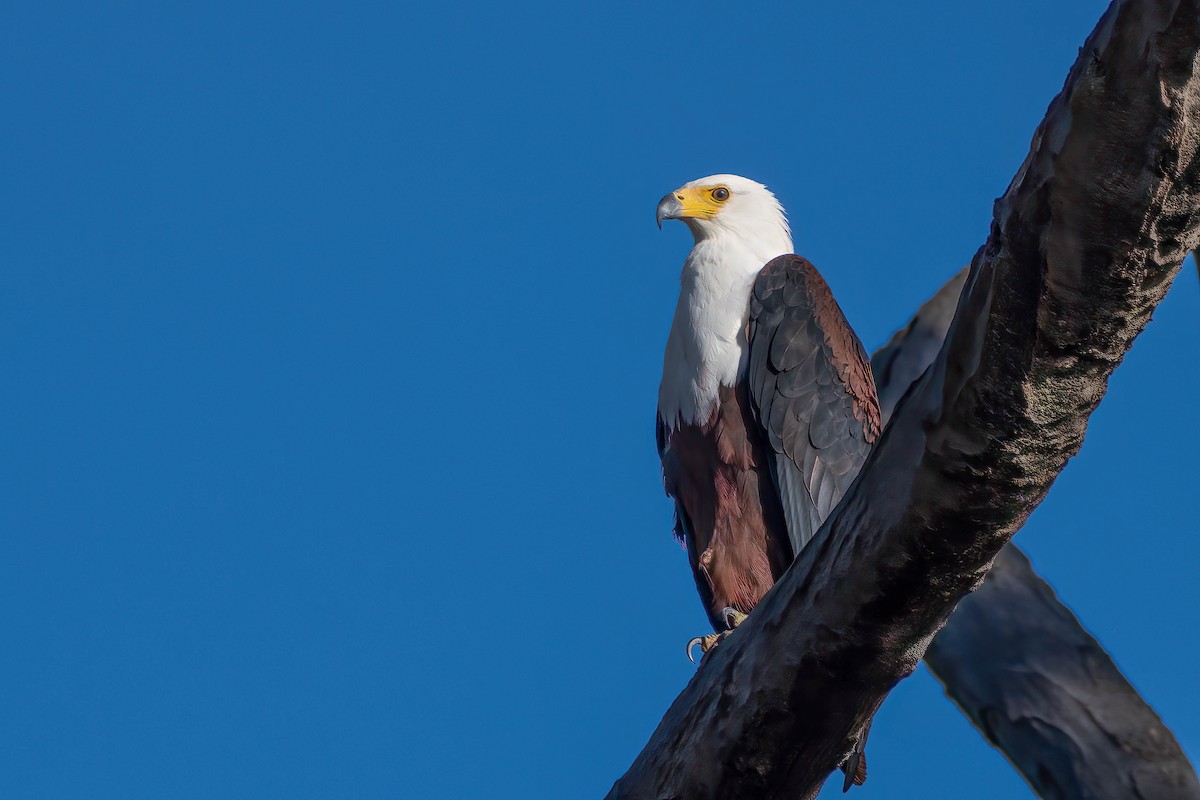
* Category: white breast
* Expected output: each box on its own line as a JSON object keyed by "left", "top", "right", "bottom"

{"left": 658, "top": 236, "right": 790, "bottom": 427}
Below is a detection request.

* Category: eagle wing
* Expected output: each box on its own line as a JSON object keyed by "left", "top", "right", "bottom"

{"left": 747, "top": 255, "right": 881, "bottom": 557}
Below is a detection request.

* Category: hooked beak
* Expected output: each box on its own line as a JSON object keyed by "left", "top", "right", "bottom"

{"left": 656, "top": 192, "right": 683, "bottom": 230}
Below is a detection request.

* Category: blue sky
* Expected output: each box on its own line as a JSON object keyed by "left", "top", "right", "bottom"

{"left": 2, "top": 1, "right": 1196, "bottom": 797}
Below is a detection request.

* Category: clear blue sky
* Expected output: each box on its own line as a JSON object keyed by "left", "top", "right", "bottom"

{"left": 2, "top": 1, "right": 1195, "bottom": 797}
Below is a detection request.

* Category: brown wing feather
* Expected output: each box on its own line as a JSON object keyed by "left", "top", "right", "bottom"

{"left": 747, "top": 255, "right": 880, "bottom": 555}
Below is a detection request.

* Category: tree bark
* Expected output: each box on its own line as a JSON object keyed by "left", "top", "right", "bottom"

{"left": 875, "top": 268, "right": 1200, "bottom": 798}
{"left": 929, "top": 547, "right": 1200, "bottom": 799}
{"left": 609, "top": 2, "right": 1200, "bottom": 798}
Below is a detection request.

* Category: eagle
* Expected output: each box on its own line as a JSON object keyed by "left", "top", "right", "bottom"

{"left": 655, "top": 174, "right": 881, "bottom": 789}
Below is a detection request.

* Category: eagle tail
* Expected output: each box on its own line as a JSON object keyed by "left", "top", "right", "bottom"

{"left": 840, "top": 718, "right": 871, "bottom": 792}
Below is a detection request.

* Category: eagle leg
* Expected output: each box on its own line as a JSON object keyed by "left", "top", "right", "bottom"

{"left": 686, "top": 607, "right": 751, "bottom": 663}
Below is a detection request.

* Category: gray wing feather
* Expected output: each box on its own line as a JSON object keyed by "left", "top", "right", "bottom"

{"left": 748, "top": 255, "right": 880, "bottom": 556}
{"left": 773, "top": 459, "right": 822, "bottom": 557}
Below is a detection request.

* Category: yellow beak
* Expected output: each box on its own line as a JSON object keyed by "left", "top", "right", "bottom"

{"left": 656, "top": 186, "right": 720, "bottom": 229}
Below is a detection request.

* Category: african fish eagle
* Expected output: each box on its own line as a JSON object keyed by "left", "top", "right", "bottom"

{"left": 655, "top": 174, "right": 880, "bottom": 789}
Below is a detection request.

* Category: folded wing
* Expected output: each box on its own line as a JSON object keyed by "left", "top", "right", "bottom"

{"left": 747, "top": 255, "right": 882, "bottom": 556}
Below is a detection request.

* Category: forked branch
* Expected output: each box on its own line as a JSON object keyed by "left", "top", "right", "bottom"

{"left": 610, "top": 2, "right": 1200, "bottom": 797}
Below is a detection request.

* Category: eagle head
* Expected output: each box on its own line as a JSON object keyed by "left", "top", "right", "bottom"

{"left": 656, "top": 174, "right": 791, "bottom": 247}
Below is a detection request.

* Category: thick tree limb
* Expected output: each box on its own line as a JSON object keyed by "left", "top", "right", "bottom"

{"left": 611, "top": 2, "right": 1200, "bottom": 797}
{"left": 929, "top": 547, "right": 1200, "bottom": 799}
{"left": 876, "top": 268, "right": 1200, "bottom": 798}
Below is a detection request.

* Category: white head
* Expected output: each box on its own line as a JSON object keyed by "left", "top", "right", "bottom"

{"left": 656, "top": 174, "right": 792, "bottom": 254}
{"left": 656, "top": 174, "right": 795, "bottom": 426}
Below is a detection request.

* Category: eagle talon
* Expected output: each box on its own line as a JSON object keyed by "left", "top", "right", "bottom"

{"left": 720, "top": 607, "right": 748, "bottom": 630}
{"left": 686, "top": 632, "right": 726, "bottom": 663}
{"left": 687, "top": 609, "right": 751, "bottom": 663}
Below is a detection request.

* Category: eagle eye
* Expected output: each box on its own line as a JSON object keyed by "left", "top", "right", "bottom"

{"left": 712, "top": 187, "right": 730, "bottom": 202}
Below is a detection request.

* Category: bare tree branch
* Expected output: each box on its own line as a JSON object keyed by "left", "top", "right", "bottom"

{"left": 875, "top": 267, "right": 1200, "bottom": 798}
{"left": 610, "top": 2, "right": 1200, "bottom": 797}
{"left": 928, "top": 547, "right": 1200, "bottom": 799}
{"left": 872, "top": 269, "right": 968, "bottom": 425}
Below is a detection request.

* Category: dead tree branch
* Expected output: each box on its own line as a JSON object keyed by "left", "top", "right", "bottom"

{"left": 610, "top": 2, "right": 1200, "bottom": 797}
{"left": 928, "top": 546, "right": 1200, "bottom": 798}
{"left": 876, "top": 268, "right": 1200, "bottom": 798}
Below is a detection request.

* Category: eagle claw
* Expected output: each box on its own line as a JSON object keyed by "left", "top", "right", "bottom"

{"left": 686, "top": 633, "right": 724, "bottom": 663}
{"left": 686, "top": 608, "right": 750, "bottom": 663}
{"left": 720, "top": 607, "right": 748, "bottom": 629}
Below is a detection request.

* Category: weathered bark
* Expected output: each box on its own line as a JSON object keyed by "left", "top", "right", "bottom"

{"left": 876, "top": 268, "right": 1200, "bottom": 798}
{"left": 610, "top": 2, "right": 1200, "bottom": 798}
{"left": 929, "top": 547, "right": 1200, "bottom": 799}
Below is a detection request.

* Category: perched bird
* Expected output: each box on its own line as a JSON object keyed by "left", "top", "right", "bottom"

{"left": 655, "top": 174, "right": 880, "bottom": 790}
